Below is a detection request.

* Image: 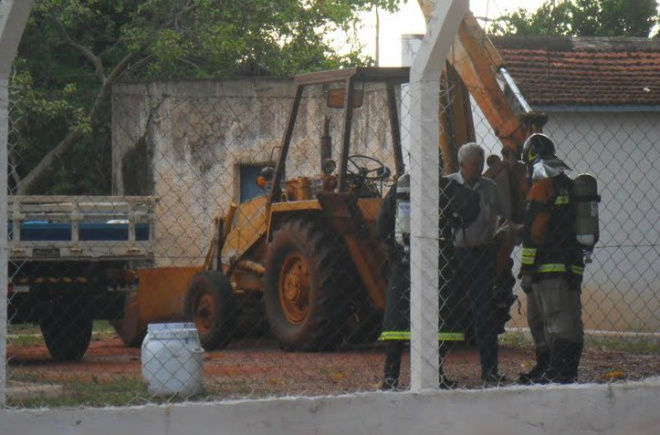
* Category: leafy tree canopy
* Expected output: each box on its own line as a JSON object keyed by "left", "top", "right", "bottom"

{"left": 490, "top": 0, "right": 660, "bottom": 37}
{"left": 11, "top": 0, "right": 402, "bottom": 194}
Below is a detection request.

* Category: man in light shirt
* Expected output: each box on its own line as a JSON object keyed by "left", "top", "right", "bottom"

{"left": 446, "top": 143, "right": 510, "bottom": 386}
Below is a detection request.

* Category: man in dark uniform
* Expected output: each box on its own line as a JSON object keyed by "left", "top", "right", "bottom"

{"left": 518, "top": 133, "right": 585, "bottom": 384}
{"left": 378, "top": 175, "right": 479, "bottom": 390}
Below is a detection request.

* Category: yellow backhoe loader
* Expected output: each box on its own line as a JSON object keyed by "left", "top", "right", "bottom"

{"left": 112, "top": 13, "right": 547, "bottom": 351}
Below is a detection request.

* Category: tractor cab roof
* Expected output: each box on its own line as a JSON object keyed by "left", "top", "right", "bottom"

{"left": 294, "top": 67, "right": 411, "bottom": 86}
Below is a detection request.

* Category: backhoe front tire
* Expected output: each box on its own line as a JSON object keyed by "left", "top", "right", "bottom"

{"left": 263, "top": 218, "right": 350, "bottom": 351}
{"left": 185, "top": 270, "right": 237, "bottom": 351}
{"left": 111, "top": 293, "right": 145, "bottom": 347}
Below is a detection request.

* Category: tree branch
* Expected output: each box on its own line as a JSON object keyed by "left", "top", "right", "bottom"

{"left": 90, "top": 51, "right": 137, "bottom": 126}
{"left": 15, "top": 129, "right": 82, "bottom": 194}
{"left": 16, "top": 51, "right": 138, "bottom": 194}
{"left": 54, "top": 20, "right": 107, "bottom": 83}
{"left": 17, "top": 2, "right": 221, "bottom": 194}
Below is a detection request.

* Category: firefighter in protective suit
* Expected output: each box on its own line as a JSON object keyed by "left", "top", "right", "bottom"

{"left": 377, "top": 174, "right": 479, "bottom": 390}
{"left": 518, "top": 133, "right": 586, "bottom": 384}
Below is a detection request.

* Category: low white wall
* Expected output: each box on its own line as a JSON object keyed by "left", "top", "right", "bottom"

{"left": 2, "top": 378, "right": 660, "bottom": 435}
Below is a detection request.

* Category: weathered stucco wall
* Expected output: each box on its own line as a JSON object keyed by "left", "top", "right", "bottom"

{"left": 112, "top": 78, "right": 398, "bottom": 267}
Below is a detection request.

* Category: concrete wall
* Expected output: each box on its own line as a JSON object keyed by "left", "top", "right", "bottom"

{"left": 112, "top": 79, "right": 399, "bottom": 267}
{"left": 2, "top": 378, "right": 660, "bottom": 435}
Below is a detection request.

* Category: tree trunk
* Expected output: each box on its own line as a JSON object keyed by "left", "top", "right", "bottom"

{"left": 15, "top": 130, "right": 83, "bottom": 194}
{"left": 15, "top": 51, "right": 137, "bottom": 194}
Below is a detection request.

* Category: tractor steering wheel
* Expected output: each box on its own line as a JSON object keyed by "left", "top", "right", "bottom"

{"left": 347, "top": 154, "right": 390, "bottom": 180}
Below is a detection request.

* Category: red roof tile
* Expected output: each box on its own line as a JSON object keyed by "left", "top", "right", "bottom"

{"left": 491, "top": 36, "right": 660, "bottom": 107}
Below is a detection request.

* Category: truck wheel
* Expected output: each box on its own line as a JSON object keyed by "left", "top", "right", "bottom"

{"left": 185, "top": 270, "right": 237, "bottom": 351}
{"left": 263, "top": 218, "right": 348, "bottom": 351}
{"left": 40, "top": 309, "right": 93, "bottom": 362}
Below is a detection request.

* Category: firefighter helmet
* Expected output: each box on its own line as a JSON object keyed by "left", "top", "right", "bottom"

{"left": 522, "top": 133, "right": 555, "bottom": 165}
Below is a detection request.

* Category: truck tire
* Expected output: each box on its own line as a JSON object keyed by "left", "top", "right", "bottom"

{"left": 185, "top": 270, "right": 237, "bottom": 351}
{"left": 40, "top": 308, "right": 93, "bottom": 362}
{"left": 263, "top": 218, "right": 349, "bottom": 351}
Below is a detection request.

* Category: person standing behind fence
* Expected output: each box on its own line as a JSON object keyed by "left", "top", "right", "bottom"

{"left": 517, "top": 133, "right": 585, "bottom": 384}
{"left": 447, "top": 143, "right": 510, "bottom": 386}
{"left": 377, "top": 175, "right": 479, "bottom": 390}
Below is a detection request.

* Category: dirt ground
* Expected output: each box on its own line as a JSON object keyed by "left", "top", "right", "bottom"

{"left": 6, "top": 333, "right": 660, "bottom": 407}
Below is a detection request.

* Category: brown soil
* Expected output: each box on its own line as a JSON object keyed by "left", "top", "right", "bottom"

{"left": 7, "top": 335, "right": 660, "bottom": 404}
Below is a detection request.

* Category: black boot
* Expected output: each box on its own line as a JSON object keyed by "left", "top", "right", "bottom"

{"left": 518, "top": 347, "right": 550, "bottom": 385}
{"left": 561, "top": 341, "right": 583, "bottom": 383}
{"left": 538, "top": 338, "right": 573, "bottom": 384}
{"left": 382, "top": 342, "right": 403, "bottom": 390}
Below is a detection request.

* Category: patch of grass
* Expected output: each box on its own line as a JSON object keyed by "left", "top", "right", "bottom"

{"left": 9, "top": 382, "right": 224, "bottom": 408}
{"left": 585, "top": 336, "right": 660, "bottom": 354}
{"left": 7, "top": 331, "right": 44, "bottom": 347}
{"left": 499, "top": 330, "right": 659, "bottom": 354}
{"left": 8, "top": 372, "right": 221, "bottom": 408}
{"left": 8, "top": 321, "right": 116, "bottom": 347}
{"left": 498, "top": 331, "right": 533, "bottom": 348}
{"left": 91, "top": 321, "right": 117, "bottom": 341}
{"left": 7, "top": 323, "right": 40, "bottom": 334}
{"left": 8, "top": 376, "right": 150, "bottom": 408}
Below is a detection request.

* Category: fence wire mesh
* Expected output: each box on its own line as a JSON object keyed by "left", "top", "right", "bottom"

{"left": 4, "top": 38, "right": 660, "bottom": 409}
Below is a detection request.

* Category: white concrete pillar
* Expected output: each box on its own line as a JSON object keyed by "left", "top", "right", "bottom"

{"left": 408, "top": 0, "right": 468, "bottom": 392}
{"left": 0, "top": 0, "right": 35, "bottom": 407}
{"left": 400, "top": 35, "right": 423, "bottom": 170}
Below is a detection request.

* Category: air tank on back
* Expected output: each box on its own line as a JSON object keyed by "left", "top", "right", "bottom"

{"left": 573, "top": 173, "right": 600, "bottom": 257}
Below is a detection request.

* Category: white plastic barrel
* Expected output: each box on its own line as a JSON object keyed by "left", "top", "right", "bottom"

{"left": 141, "top": 322, "right": 204, "bottom": 396}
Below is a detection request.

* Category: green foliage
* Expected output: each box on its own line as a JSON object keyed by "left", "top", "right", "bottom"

{"left": 11, "top": 0, "right": 402, "bottom": 194}
{"left": 490, "top": 0, "right": 660, "bottom": 37}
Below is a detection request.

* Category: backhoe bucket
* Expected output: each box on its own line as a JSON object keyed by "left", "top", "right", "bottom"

{"left": 112, "top": 266, "right": 203, "bottom": 346}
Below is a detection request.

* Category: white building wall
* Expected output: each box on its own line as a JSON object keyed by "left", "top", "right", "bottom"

{"left": 545, "top": 112, "right": 660, "bottom": 332}
{"left": 475, "top": 108, "right": 660, "bottom": 332}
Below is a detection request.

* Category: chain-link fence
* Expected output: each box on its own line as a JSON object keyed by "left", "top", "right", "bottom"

{"left": 5, "top": 42, "right": 660, "bottom": 409}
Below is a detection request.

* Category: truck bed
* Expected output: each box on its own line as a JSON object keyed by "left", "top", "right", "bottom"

{"left": 10, "top": 221, "right": 150, "bottom": 241}
{"left": 8, "top": 195, "right": 157, "bottom": 261}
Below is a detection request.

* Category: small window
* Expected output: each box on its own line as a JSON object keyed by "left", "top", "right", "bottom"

{"left": 238, "top": 164, "right": 268, "bottom": 203}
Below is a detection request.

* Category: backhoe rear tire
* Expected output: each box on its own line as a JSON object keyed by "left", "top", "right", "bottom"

{"left": 263, "top": 218, "right": 351, "bottom": 351}
{"left": 185, "top": 270, "right": 237, "bottom": 351}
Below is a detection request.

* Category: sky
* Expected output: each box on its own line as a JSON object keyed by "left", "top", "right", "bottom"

{"left": 363, "top": 0, "right": 548, "bottom": 66}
